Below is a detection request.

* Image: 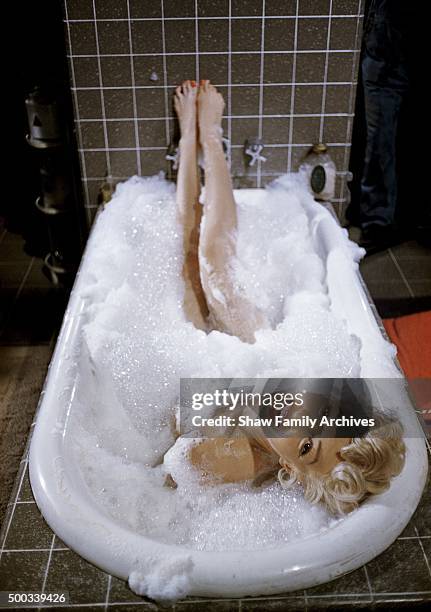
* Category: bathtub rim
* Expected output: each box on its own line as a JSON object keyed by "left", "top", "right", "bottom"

{"left": 29, "top": 187, "right": 429, "bottom": 599}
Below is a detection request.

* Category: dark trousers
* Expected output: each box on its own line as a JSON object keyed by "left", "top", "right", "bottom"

{"left": 360, "top": 0, "right": 409, "bottom": 230}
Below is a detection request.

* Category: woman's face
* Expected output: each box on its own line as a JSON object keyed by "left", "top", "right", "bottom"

{"left": 267, "top": 436, "right": 351, "bottom": 476}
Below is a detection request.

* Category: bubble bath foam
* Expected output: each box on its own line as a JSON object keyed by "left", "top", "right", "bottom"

{"left": 29, "top": 173, "right": 428, "bottom": 603}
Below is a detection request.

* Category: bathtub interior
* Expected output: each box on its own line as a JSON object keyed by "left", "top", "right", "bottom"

{"left": 29, "top": 173, "right": 428, "bottom": 601}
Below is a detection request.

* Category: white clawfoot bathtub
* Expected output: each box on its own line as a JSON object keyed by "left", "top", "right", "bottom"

{"left": 29, "top": 183, "right": 428, "bottom": 600}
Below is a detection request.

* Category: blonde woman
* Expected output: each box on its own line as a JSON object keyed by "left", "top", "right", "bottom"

{"left": 168, "top": 80, "right": 405, "bottom": 515}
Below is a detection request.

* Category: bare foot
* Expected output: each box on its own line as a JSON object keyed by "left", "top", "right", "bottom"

{"left": 198, "top": 80, "right": 225, "bottom": 145}
{"left": 174, "top": 80, "right": 198, "bottom": 140}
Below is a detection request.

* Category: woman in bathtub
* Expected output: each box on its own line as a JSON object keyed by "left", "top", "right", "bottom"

{"left": 167, "top": 79, "right": 405, "bottom": 515}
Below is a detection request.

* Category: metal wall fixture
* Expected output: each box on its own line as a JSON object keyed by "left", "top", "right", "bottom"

{"left": 244, "top": 138, "right": 267, "bottom": 167}
{"left": 25, "top": 87, "right": 78, "bottom": 286}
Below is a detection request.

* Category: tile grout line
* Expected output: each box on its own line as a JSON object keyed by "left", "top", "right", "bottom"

{"left": 126, "top": 0, "right": 142, "bottom": 175}
{"left": 227, "top": 0, "right": 232, "bottom": 168}
{"left": 287, "top": 0, "right": 299, "bottom": 172}
{"left": 67, "top": 15, "right": 370, "bottom": 22}
{"left": 319, "top": 0, "right": 333, "bottom": 142}
{"left": 414, "top": 527, "right": 431, "bottom": 578}
{"left": 72, "top": 82, "right": 357, "bottom": 90}
{"left": 91, "top": 0, "right": 112, "bottom": 180}
{"left": 0, "top": 462, "right": 29, "bottom": 560}
{"left": 194, "top": 0, "right": 199, "bottom": 82}
{"left": 104, "top": 574, "right": 112, "bottom": 611}
{"left": 41, "top": 534, "right": 56, "bottom": 593}
{"left": 0, "top": 257, "right": 34, "bottom": 340}
{"left": 64, "top": 4, "right": 91, "bottom": 208}
{"left": 388, "top": 248, "right": 415, "bottom": 297}
{"left": 160, "top": 0, "right": 171, "bottom": 152}
{"left": 340, "top": 2, "right": 364, "bottom": 208}
{"left": 257, "top": 0, "right": 266, "bottom": 188}
{"left": 68, "top": 49, "right": 361, "bottom": 58}
{"left": 363, "top": 565, "right": 374, "bottom": 601}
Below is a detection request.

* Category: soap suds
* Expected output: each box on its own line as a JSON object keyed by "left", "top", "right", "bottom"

{"left": 66, "top": 173, "right": 399, "bottom": 565}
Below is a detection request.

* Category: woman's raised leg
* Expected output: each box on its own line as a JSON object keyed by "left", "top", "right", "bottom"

{"left": 197, "top": 80, "right": 267, "bottom": 342}
{"left": 174, "top": 80, "right": 208, "bottom": 329}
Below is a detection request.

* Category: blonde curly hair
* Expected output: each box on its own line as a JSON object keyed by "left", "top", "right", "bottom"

{"left": 278, "top": 415, "right": 406, "bottom": 515}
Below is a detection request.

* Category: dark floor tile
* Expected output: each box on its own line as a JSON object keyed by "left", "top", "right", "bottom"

{"left": 176, "top": 602, "right": 238, "bottom": 611}
{"left": 69, "top": 22, "right": 97, "bottom": 56}
{"left": 294, "top": 85, "right": 323, "bottom": 114}
{"left": 135, "top": 88, "right": 166, "bottom": 119}
{"left": 325, "top": 84, "right": 352, "bottom": 114}
{"left": 242, "top": 598, "right": 306, "bottom": 611}
{"left": 138, "top": 119, "right": 166, "bottom": 148}
{"left": 131, "top": 19, "right": 164, "bottom": 55}
{"left": 164, "top": 20, "right": 196, "bottom": 54}
{"left": 266, "top": 0, "right": 296, "bottom": 15}
{"left": 410, "top": 281, "right": 431, "bottom": 299}
{"left": 100, "top": 56, "right": 134, "bottom": 88}
{"left": 264, "top": 18, "right": 295, "bottom": 51}
{"left": 333, "top": 0, "right": 361, "bottom": 15}
{"left": 108, "top": 575, "right": 146, "bottom": 603}
{"left": 390, "top": 241, "right": 431, "bottom": 259}
{"left": 129, "top": 0, "right": 161, "bottom": 18}
{"left": 97, "top": 20, "right": 130, "bottom": 55}
{"left": 295, "top": 52, "right": 326, "bottom": 82}
{"left": 327, "top": 52, "right": 356, "bottom": 82}
{"left": 104, "top": 90, "right": 135, "bottom": 120}
{"left": 0, "top": 551, "right": 48, "bottom": 590}
{"left": 44, "top": 549, "right": 109, "bottom": 605}
{"left": 199, "top": 17, "right": 229, "bottom": 52}
{"left": 231, "top": 86, "right": 260, "bottom": 115}
{"left": 395, "top": 258, "right": 431, "bottom": 282}
{"left": 164, "top": 0, "right": 195, "bottom": 18}
{"left": 232, "top": 0, "right": 263, "bottom": 16}
{"left": 199, "top": 53, "right": 229, "bottom": 85}
{"left": 263, "top": 85, "right": 292, "bottom": 115}
{"left": 80, "top": 121, "right": 106, "bottom": 149}
{"left": 107, "top": 121, "right": 137, "bottom": 149}
{"left": 0, "top": 263, "right": 29, "bottom": 289}
{"left": 0, "top": 287, "right": 67, "bottom": 345}
{"left": 17, "top": 468, "right": 34, "bottom": 502}
{"left": 365, "top": 281, "right": 411, "bottom": 301}
{"left": 231, "top": 118, "right": 259, "bottom": 146}
{"left": 299, "top": 0, "right": 331, "bottom": 15}
{"left": 66, "top": 0, "right": 94, "bottom": 21}
{"left": 291, "top": 145, "right": 312, "bottom": 170}
{"left": 232, "top": 18, "right": 262, "bottom": 52}
{"left": 199, "top": 0, "right": 229, "bottom": 17}
{"left": 94, "top": 0, "right": 128, "bottom": 19}
{"left": 306, "top": 567, "right": 369, "bottom": 596}
{"left": 297, "top": 17, "right": 329, "bottom": 51}
{"left": 167, "top": 54, "right": 198, "bottom": 87}
{"left": 76, "top": 90, "right": 103, "bottom": 120}
{"left": 264, "top": 147, "right": 289, "bottom": 173}
{"left": 263, "top": 117, "right": 290, "bottom": 144}
{"left": 110, "top": 150, "right": 140, "bottom": 177}
{"left": 231, "top": 53, "right": 261, "bottom": 84}
{"left": 4, "top": 503, "right": 53, "bottom": 550}
{"left": 360, "top": 251, "right": 402, "bottom": 284}
{"left": 264, "top": 53, "right": 294, "bottom": 84}
{"left": 134, "top": 58, "right": 166, "bottom": 91}
{"left": 322, "top": 116, "right": 349, "bottom": 144}
{"left": 292, "top": 116, "right": 320, "bottom": 144}
{"left": 412, "top": 482, "right": 431, "bottom": 537}
{"left": 140, "top": 150, "right": 170, "bottom": 176}
{"left": 72, "top": 57, "right": 101, "bottom": 88}
{"left": 0, "top": 233, "right": 32, "bottom": 262}
{"left": 330, "top": 17, "right": 359, "bottom": 50}
{"left": 373, "top": 297, "right": 431, "bottom": 319}
{"left": 366, "top": 539, "right": 431, "bottom": 593}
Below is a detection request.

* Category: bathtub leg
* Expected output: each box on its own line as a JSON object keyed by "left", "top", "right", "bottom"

{"left": 174, "top": 80, "right": 209, "bottom": 329}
